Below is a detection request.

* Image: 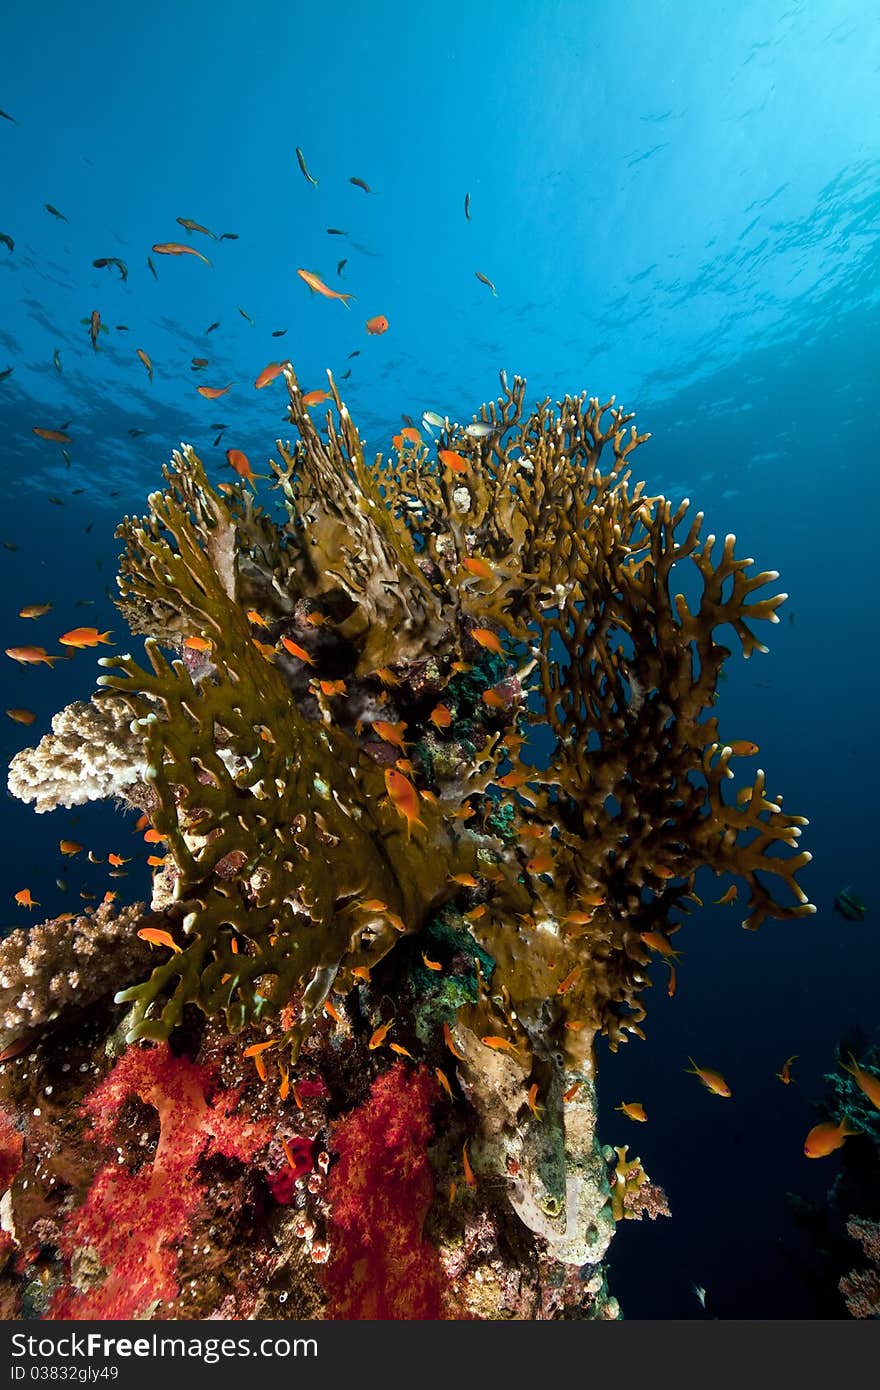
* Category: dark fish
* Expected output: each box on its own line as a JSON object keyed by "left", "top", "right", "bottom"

{"left": 350, "top": 176, "right": 372, "bottom": 193}
{"left": 147, "top": 255, "right": 158, "bottom": 280}
{"left": 475, "top": 270, "right": 497, "bottom": 296}
{"left": 206, "top": 321, "right": 220, "bottom": 333}
{"left": 2, "top": 541, "right": 18, "bottom": 551}
{"left": 271, "top": 329, "right": 287, "bottom": 337}
{"left": 238, "top": 307, "right": 254, "bottom": 324}
{"left": 833, "top": 888, "right": 866, "bottom": 922}
{"left": 789, "top": 611, "right": 795, "bottom": 625}
{"left": 296, "top": 147, "right": 318, "bottom": 186}
{"left": 61, "top": 448, "right": 71, "bottom": 468}
{"left": 48, "top": 496, "right": 64, "bottom": 506}
{"left": 337, "top": 258, "right": 347, "bottom": 277}
{"left": 341, "top": 369, "right": 352, "bottom": 380}
{"left": 71, "top": 488, "right": 84, "bottom": 494}
{"left": 116, "top": 324, "right": 129, "bottom": 331}
{"left": 465, "top": 191, "right": 471, "bottom": 220}
{"left": 85, "top": 522, "right": 93, "bottom": 534}
{"left": 59, "top": 420, "right": 71, "bottom": 431}
{"left": 191, "top": 358, "right": 208, "bottom": 371}
{"left": 75, "top": 599, "right": 95, "bottom": 606}
{"left": 0, "top": 108, "right": 17, "bottom": 124}
{"left": 347, "top": 350, "right": 360, "bottom": 359}
{"left": 212, "top": 430, "right": 226, "bottom": 446}
{"left": 218, "top": 232, "right": 239, "bottom": 241}
{"left": 45, "top": 203, "right": 68, "bottom": 222}
{"left": 93, "top": 256, "right": 128, "bottom": 281}
{"left": 402, "top": 414, "right": 416, "bottom": 430}
{"left": 0, "top": 233, "right": 13, "bottom": 253}
{"left": 176, "top": 217, "right": 217, "bottom": 239}
{"left": 327, "top": 228, "right": 347, "bottom": 235}
{"left": 0, "top": 366, "right": 12, "bottom": 382}
{"left": 53, "top": 349, "right": 62, "bottom": 372}
{"left": 128, "top": 428, "right": 145, "bottom": 437}
{"left": 209, "top": 422, "right": 227, "bottom": 430}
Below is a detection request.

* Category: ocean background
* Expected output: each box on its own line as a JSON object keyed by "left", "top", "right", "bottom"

{"left": 1, "top": 0, "right": 877, "bottom": 1318}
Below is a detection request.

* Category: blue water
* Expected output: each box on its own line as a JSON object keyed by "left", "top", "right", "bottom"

{"left": 1, "top": 0, "right": 878, "bottom": 1318}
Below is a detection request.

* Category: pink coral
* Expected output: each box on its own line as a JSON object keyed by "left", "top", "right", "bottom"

{"left": 50, "top": 1043, "right": 271, "bottom": 1319}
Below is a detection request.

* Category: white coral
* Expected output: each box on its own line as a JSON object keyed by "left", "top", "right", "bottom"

{"left": 7, "top": 695, "right": 147, "bottom": 813}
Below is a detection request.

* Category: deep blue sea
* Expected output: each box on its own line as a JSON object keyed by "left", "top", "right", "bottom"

{"left": 1, "top": 0, "right": 877, "bottom": 1319}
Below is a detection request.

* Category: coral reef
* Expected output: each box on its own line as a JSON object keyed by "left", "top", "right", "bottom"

{"left": 2, "top": 368, "right": 812, "bottom": 1318}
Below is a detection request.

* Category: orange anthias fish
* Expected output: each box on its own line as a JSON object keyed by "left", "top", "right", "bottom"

{"left": 373, "top": 719, "right": 409, "bottom": 753}
{"left": 14, "top": 889, "right": 39, "bottom": 909}
{"left": 776, "top": 1054, "right": 798, "bottom": 1085}
{"left": 136, "top": 348, "right": 153, "bottom": 383}
{"left": 429, "top": 704, "right": 452, "bottom": 728}
{"left": 302, "top": 389, "right": 330, "bottom": 407}
{"left": 184, "top": 635, "right": 212, "bottom": 652}
{"left": 462, "top": 556, "right": 493, "bottom": 579}
{"left": 197, "top": 383, "right": 233, "bottom": 399}
{"left": 444, "top": 1021, "right": 466, "bottom": 1061}
{"left": 107, "top": 853, "right": 130, "bottom": 867}
{"left": 137, "top": 928, "right": 182, "bottom": 953}
{"left": 384, "top": 768, "right": 425, "bottom": 838}
{"left": 151, "top": 242, "right": 212, "bottom": 266}
{"left": 714, "top": 885, "right": 738, "bottom": 905}
{"left": 59, "top": 627, "right": 113, "bottom": 648}
{"left": 685, "top": 1058, "right": 731, "bottom": 1097}
{"left": 392, "top": 426, "right": 421, "bottom": 449}
{"left": 365, "top": 315, "right": 388, "bottom": 335}
{"left": 226, "top": 448, "right": 263, "bottom": 487}
{"left": 841, "top": 1054, "right": 880, "bottom": 1112}
{"left": 804, "top": 1118, "right": 858, "bottom": 1158}
{"left": 254, "top": 361, "right": 286, "bottom": 389}
{"left": 297, "top": 268, "right": 355, "bottom": 306}
{"left": 439, "top": 449, "right": 468, "bottom": 474}
{"left": 280, "top": 635, "right": 315, "bottom": 665}
{"left": 727, "top": 740, "right": 759, "bottom": 757}
{"left": 640, "top": 931, "right": 683, "bottom": 960}
{"left": 19, "top": 603, "right": 53, "bottom": 619}
{"left": 6, "top": 708, "right": 36, "bottom": 725}
{"left": 422, "top": 952, "right": 442, "bottom": 972}
{"left": 462, "top": 1141, "right": 477, "bottom": 1189}
{"left": 471, "top": 627, "right": 503, "bottom": 654}
{"left": 435, "top": 1068, "right": 454, "bottom": 1101}
{"left": 481, "top": 1036, "right": 521, "bottom": 1055}
{"left": 33, "top": 427, "right": 71, "bottom": 443}
{"left": 616, "top": 1101, "right": 648, "bottom": 1122}
{"left": 368, "top": 1018, "right": 394, "bottom": 1050}
{"left": 6, "top": 646, "right": 62, "bottom": 666}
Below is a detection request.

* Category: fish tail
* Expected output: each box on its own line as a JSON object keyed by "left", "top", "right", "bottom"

{"left": 99, "top": 631, "right": 114, "bottom": 644}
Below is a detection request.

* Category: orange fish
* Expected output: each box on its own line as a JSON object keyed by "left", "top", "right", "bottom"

{"left": 804, "top": 1118, "right": 857, "bottom": 1158}
{"left": 197, "top": 383, "right": 233, "bottom": 399}
{"left": 246, "top": 610, "right": 269, "bottom": 628}
{"left": 368, "top": 1018, "right": 395, "bottom": 1050}
{"left": 33, "top": 427, "right": 71, "bottom": 443}
{"left": 462, "top": 556, "right": 493, "bottom": 579}
{"left": 143, "top": 828, "right": 166, "bottom": 844}
{"left": 640, "top": 931, "right": 682, "bottom": 960}
{"left": 14, "top": 888, "right": 39, "bottom": 909}
{"left": 253, "top": 1053, "right": 268, "bottom": 1082}
{"left": 429, "top": 704, "right": 453, "bottom": 729}
{"left": 525, "top": 852, "right": 555, "bottom": 875}
{"left": 462, "top": 1141, "right": 477, "bottom": 1189}
{"left": 422, "top": 952, "right": 442, "bottom": 972}
{"left": 714, "top": 885, "right": 738, "bottom": 905}
{"left": 374, "top": 666, "right": 401, "bottom": 687}
{"left": 776, "top": 1054, "right": 798, "bottom": 1085}
{"left": 151, "top": 242, "right": 212, "bottom": 266}
{"left": 351, "top": 965, "right": 371, "bottom": 983}
{"left": 480, "top": 1036, "right": 520, "bottom": 1055}
{"left": 526, "top": 1083, "right": 543, "bottom": 1119}
{"left": 252, "top": 639, "right": 276, "bottom": 661}
{"left": 448, "top": 1180, "right": 457, "bottom": 1206}
{"left": 359, "top": 899, "right": 388, "bottom": 912}
{"left": 136, "top": 348, "right": 153, "bottom": 382}
{"left": 18, "top": 603, "right": 53, "bottom": 619}
{"left": 435, "top": 1067, "right": 454, "bottom": 1101}
{"left": 481, "top": 689, "right": 506, "bottom": 709}
{"left": 556, "top": 965, "right": 582, "bottom": 996}
{"left": 280, "top": 635, "right": 315, "bottom": 665}
{"left": 373, "top": 719, "right": 408, "bottom": 752}
{"left": 59, "top": 627, "right": 113, "bottom": 648}
{"left": 107, "top": 852, "right": 130, "bottom": 867}
{"left": 685, "top": 1057, "right": 731, "bottom": 1097}
{"left": 184, "top": 635, "right": 212, "bottom": 651}
{"left": 365, "top": 315, "right": 388, "bottom": 335}
{"left": 278, "top": 1060, "right": 290, "bottom": 1103}
{"left": 317, "top": 679, "right": 347, "bottom": 696}
{"left": 301, "top": 389, "right": 330, "bottom": 407}
{"left": 463, "top": 904, "right": 487, "bottom": 922}
{"left": 226, "top": 448, "right": 262, "bottom": 487}
{"left": 304, "top": 612, "right": 327, "bottom": 627}
{"left": 439, "top": 449, "right": 468, "bottom": 474}
{"left": 471, "top": 627, "right": 503, "bottom": 654}
{"left": 497, "top": 768, "right": 532, "bottom": 790}
{"left": 243, "top": 1040, "right": 278, "bottom": 1058}
{"left": 384, "top": 768, "right": 425, "bottom": 838}
{"left": 297, "top": 268, "right": 354, "bottom": 306}
{"left": 59, "top": 840, "right": 84, "bottom": 856}
{"left": 666, "top": 963, "right": 677, "bottom": 997}
{"left": 727, "top": 740, "right": 759, "bottom": 757}
{"left": 563, "top": 1081, "right": 582, "bottom": 1103}
{"left": 6, "top": 708, "right": 36, "bottom": 724}
{"left": 444, "top": 1021, "right": 466, "bottom": 1061}
{"left": 6, "top": 646, "right": 62, "bottom": 666}
{"left": 102, "top": 891, "right": 117, "bottom": 904}
{"left": 841, "top": 1054, "right": 880, "bottom": 1112}
{"left": 137, "top": 928, "right": 182, "bottom": 953}
{"left": 395, "top": 758, "right": 416, "bottom": 773}
{"left": 323, "top": 999, "right": 343, "bottom": 1025}
{"left": 389, "top": 1043, "right": 415, "bottom": 1060}
{"left": 254, "top": 361, "right": 285, "bottom": 389}
{"left": 616, "top": 1101, "right": 648, "bottom": 1122}
{"left": 147, "top": 855, "right": 168, "bottom": 867}
{"left": 450, "top": 872, "right": 479, "bottom": 888}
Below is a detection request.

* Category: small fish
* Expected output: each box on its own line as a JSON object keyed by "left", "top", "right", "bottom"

{"left": 326, "top": 228, "right": 347, "bottom": 236}
{"left": 336, "top": 259, "right": 348, "bottom": 278}
{"left": 443, "top": 1022, "right": 466, "bottom": 1061}
{"left": 6, "top": 646, "right": 62, "bottom": 666}
{"left": 152, "top": 242, "right": 211, "bottom": 266}
{"left": 238, "top": 307, "right": 254, "bottom": 324}
{"left": 93, "top": 256, "right": 128, "bottom": 281}
{"left": 422, "top": 410, "right": 446, "bottom": 430}
{"left": 465, "top": 422, "right": 495, "bottom": 440}
{"left": 297, "top": 268, "right": 354, "bottom": 306}
{"left": 6, "top": 707, "right": 36, "bottom": 725}
{"left": 714, "top": 885, "right": 738, "bottom": 905}
{"left": 384, "top": 768, "right": 425, "bottom": 838}
{"left": 59, "top": 627, "right": 113, "bottom": 648}
{"left": 301, "top": 389, "right": 330, "bottom": 407}
{"left": 374, "top": 665, "right": 401, "bottom": 687}
{"left": 176, "top": 217, "right": 217, "bottom": 239}
{"left": 14, "top": 889, "right": 39, "bottom": 909}
{"left": 53, "top": 349, "right": 62, "bottom": 373}
{"left": 563, "top": 1081, "right": 582, "bottom": 1103}
{"left": 45, "top": 204, "right": 69, "bottom": 222}
{"left": 429, "top": 704, "right": 453, "bottom": 729}
{"left": 359, "top": 899, "right": 388, "bottom": 912}
{"left": 137, "top": 927, "right": 182, "bottom": 953}
{"left": 147, "top": 254, "right": 158, "bottom": 279}
{"left": 136, "top": 348, "right": 153, "bottom": 383}
{"left": 280, "top": 635, "right": 314, "bottom": 665}
{"left": 147, "top": 855, "right": 168, "bottom": 868}
{"left": 128, "top": 428, "right": 145, "bottom": 438}
{"left": 368, "top": 1018, "right": 395, "bottom": 1050}
{"left": 83, "top": 309, "right": 107, "bottom": 351}
{"left": 61, "top": 448, "right": 72, "bottom": 467}
{"left": 389, "top": 1042, "right": 415, "bottom": 1060}
{"left": 373, "top": 719, "right": 408, "bottom": 752}
{"left": 255, "top": 362, "right": 285, "bottom": 389}
{"left": 317, "top": 679, "right": 347, "bottom": 696}
{"left": 0, "top": 366, "right": 12, "bottom": 382}
{"left": 88, "top": 850, "right": 104, "bottom": 862}
{"left": 272, "top": 328, "right": 288, "bottom": 337}
{"left": 436, "top": 1068, "right": 454, "bottom": 1101}
{"left": 243, "top": 1040, "right": 277, "bottom": 1058}
{"left": 0, "top": 234, "right": 13, "bottom": 253}
{"left": 833, "top": 887, "right": 866, "bottom": 922}
{"left": 685, "top": 1057, "right": 731, "bottom": 1097}
{"left": 525, "top": 1083, "right": 543, "bottom": 1119}
{"left": 107, "top": 852, "right": 130, "bottom": 867}
{"left": 184, "top": 635, "right": 212, "bottom": 652}
{"left": 366, "top": 315, "right": 389, "bottom": 335}
{"left": 726, "top": 740, "right": 759, "bottom": 757}
{"left": 350, "top": 176, "right": 372, "bottom": 193}
{"left": 480, "top": 1036, "right": 521, "bottom": 1055}
{"left": 19, "top": 602, "right": 53, "bottom": 618}
{"left": 471, "top": 627, "right": 503, "bottom": 654}
{"left": 640, "top": 931, "right": 682, "bottom": 960}
{"left": 692, "top": 1284, "right": 708, "bottom": 1312}
{"left": 219, "top": 231, "right": 239, "bottom": 241}
{"left": 616, "top": 1101, "right": 648, "bottom": 1122}
{"left": 295, "top": 146, "right": 319, "bottom": 186}
{"left": 439, "top": 449, "right": 468, "bottom": 474}
{"left": 482, "top": 689, "right": 506, "bottom": 709}
{"left": 556, "top": 965, "right": 582, "bottom": 996}
{"left": 841, "top": 1053, "right": 880, "bottom": 1112}
{"left": 205, "top": 321, "right": 220, "bottom": 334}
{"left": 475, "top": 270, "right": 497, "bottom": 296}
{"left": 191, "top": 357, "right": 208, "bottom": 370}
{"left": 776, "top": 1055, "right": 798, "bottom": 1085}
{"left": 198, "top": 383, "right": 233, "bottom": 399}
{"left": 464, "top": 192, "right": 471, "bottom": 220}
{"left": 462, "top": 1141, "right": 477, "bottom": 1188}
{"left": 0, "top": 109, "right": 17, "bottom": 124}
{"left": 116, "top": 325, "right": 129, "bottom": 331}
{"left": 422, "top": 953, "right": 442, "bottom": 972}
{"left": 804, "top": 1117, "right": 857, "bottom": 1158}
{"left": 59, "top": 840, "right": 84, "bottom": 857}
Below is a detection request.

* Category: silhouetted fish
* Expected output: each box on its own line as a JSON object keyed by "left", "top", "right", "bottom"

{"left": 833, "top": 887, "right": 866, "bottom": 922}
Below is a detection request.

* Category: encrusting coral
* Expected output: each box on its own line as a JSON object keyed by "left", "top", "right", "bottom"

{"left": 2, "top": 367, "right": 813, "bottom": 1318}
